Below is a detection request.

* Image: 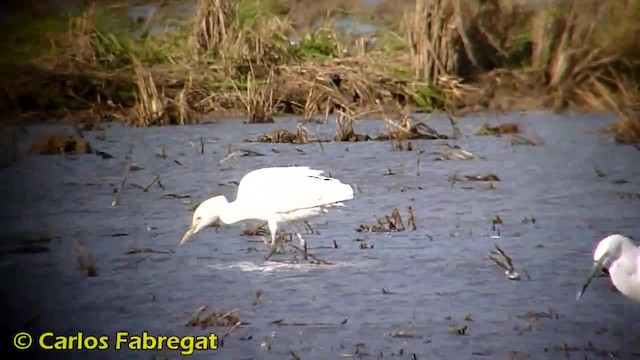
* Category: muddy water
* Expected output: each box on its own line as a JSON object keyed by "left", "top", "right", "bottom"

{"left": 2, "top": 111, "right": 640, "bottom": 360}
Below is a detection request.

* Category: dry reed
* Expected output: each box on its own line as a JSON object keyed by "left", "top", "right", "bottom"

{"left": 405, "top": 0, "right": 458, "bottom": 83}
{"left": 191, "top": 0, "right": 237, "bottom": 56}
{"left": 233, "top": 66, "right": 277, "bottom": 123}
{"left": 131, "top": 58, "right": 168, "bottom": 126}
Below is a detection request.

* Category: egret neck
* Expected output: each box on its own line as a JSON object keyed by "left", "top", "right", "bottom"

{"left": 219, "top": 198, "right": 253, "bottom": 225}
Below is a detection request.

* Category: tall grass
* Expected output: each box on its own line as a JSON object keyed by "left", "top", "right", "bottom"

{"left": 4, "top": 0, "right": 639, "bottom": 135}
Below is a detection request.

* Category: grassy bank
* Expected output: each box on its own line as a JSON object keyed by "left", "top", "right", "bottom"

{"left": 0, "top": 0, "right": 638, "bottom": 142}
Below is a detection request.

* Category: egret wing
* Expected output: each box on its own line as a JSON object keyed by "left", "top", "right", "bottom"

{"left": 235, "top": 167, "right": 353, "bottom": 216}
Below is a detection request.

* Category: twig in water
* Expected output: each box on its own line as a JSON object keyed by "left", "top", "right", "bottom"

{"left": 112, "top": 145, "right": 134, "bottom": 206}
{"left": 73, "top": 238, "right": 97, "bottom": 277}
{"left": 219, "top": 148, "right": 265, "bottom": 165}
{"left": 200, "top": 137, "right": 204, "bottom": 155}
{"left": 303, "top": 221, "right": 316, "bottom": 234}
{"left": 446, "top": 110, "right": 462, "bottom": 139}
{"left": 287, "top": 244, "right": 332, "bottom": 265}
{"left": 143, "top": 175, "right": 160, "bottom": 192}
{"left": 252, "top": 291, "right": 263, "bottom": 306}
{"left": 488, "top": 244, "right": 520, "bottom": 280}
{"left": 125, "top": 247, "right": 172, "bottom": 254}
{"left": 408, "top": 206, "right": 417, "bottom": 230}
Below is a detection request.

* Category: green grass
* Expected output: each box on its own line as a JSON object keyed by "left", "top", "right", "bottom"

{"left": 291, "top": 29, "right": 340, "bottom": 59}
{"left": 0, "top": 16, "right": 68, "bottom": 66}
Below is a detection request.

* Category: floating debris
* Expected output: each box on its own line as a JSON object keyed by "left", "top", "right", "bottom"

{"left": 434, "top": 144, "right": 483, "bottom": 161}
{"left": 112, "top": 145, "right": 134, "bottom": 207}
{"left": 254, "top": 128, "right": 309, "bottom": 144}
{"left": 1, "top": 244, "right": 50, "bottom": 254}
{"left": 161, "top": 193, "right": 191, "bottom": 199}
{"left": 447, "top": 324, "right": 468, "bottom": 336}
{"left": 186, "top": 305, "right": 242, "bottom": 335}
{"left": 95, "top": 150, "right": 114, "bottom": 159}
{"left": 464, "top": 174, "right": 500, "bottom": 182}
{"left": 341, "top": 343, "right": 370, "bottom": 357}
{"left": 448, "top": 173, "right": 500, "bottom": 190}
{"left": 252, "top": 291, "right": 262, "bottom": 306}
{"left": 357, "top": 207, "right": 416, "bottom": 233}
{"left": 506, "top": 133, "right": 544, "bottom": 146}
{"left": 334, "top": 112, "right": 372, "bottom": 142}
{"left": 73, "top": 238, "right": 97, "bottom": 277}
{"left": 0, "top": 235, "right": 54, "bottom": 255}
{"left": 522, "top": 216, "right": 536, "bottom": 224}
{"left": 388, "top": 330, "right": 421, "bottom": 338}
{"left": 474, "top": 122, "right": 520, "bottom": 136}
{"left": 242, "top": 222, "right": 270, "bottom": 237}
{"left": 125, "top": 248, "right": 172, "bottom": 255}
{"left": 488, "top": 244, "right": 520, "bottom": 280}
{"left": 127, "top": 163, "right": 144, "bottom": 172}
{"left": 219, "top": 148, "right": 265, "bottom": 165}
{"left": 376, "top": 115, "right": 448, "bottom": 141}
{"left": 28, "top": 133, "right": 93, "bottom": 155}
{"left": 492, "top": 215, "right": 503, "bottom": 229}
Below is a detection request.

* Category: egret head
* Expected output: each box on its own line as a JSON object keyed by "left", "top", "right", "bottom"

{"left": 180, "top": 196, "right": 227, "bottom": 244}
{"left": 577, "top": 234, "right": 630, "bottom": 300}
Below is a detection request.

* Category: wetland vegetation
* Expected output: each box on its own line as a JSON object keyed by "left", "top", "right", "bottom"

{"left": 0, "top": 0, "right": 638, "bottom": 143}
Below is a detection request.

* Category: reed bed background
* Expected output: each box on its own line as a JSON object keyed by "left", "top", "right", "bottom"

{"left": 0, "top": 0, "right": 638, "bottom": 141}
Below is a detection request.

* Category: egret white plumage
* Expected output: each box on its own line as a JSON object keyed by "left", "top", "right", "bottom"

{"left": 180, "top": 166, "right": 355, "bottom": 260}
{"left": 577, "top": 234, "right": 640, "bottom": 303}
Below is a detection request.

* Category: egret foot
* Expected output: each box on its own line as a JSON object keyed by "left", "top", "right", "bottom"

{"left": 264, "top": 237, "right": 287, "bottom": 260}
{"left": 265, "top": 245, "right": 277, "bottom": 260}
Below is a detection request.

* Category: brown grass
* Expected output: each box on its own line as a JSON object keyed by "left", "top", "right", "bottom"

{"left": 28, "top": 133, "right": 93, "bottom": 155}
{"left": 3, "top": 0, "right": 640, "bottom": 136}
{"left": 233, "top": 66, "right": 277, "bottom": 123}
{"left": 405, "top": 0, "right": 457, "bottom": 83}
{"left": 131, "top": 58, "right": 168, "bottom": 126}
{"left": 610, "top": 114, "right": 640, "bottom": 144}
{"left": 191, "top": 0, "right": 237, "bottom": 56}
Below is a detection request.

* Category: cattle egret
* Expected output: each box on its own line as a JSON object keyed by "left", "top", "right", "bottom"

{"left": 577, "top": 234, "right": 640, "bottom": 303}
{"left": 181, "top": 166, "right": 355, "bottom": 260}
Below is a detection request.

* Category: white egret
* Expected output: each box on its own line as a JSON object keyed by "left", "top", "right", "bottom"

{"left": 181, "top": 166, "right": 355, "bottom": 260}
{"left": 577, "top": 234, "right": 640, "bottom": 303}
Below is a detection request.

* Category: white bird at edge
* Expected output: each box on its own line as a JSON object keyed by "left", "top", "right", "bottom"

{"left": 180, "top": 166, "right": 355, "bottom": 260}
{"left": 577, "top": 234, "right": 640, "bottom": 303}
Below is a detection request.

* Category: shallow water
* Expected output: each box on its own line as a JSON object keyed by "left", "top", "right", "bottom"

{"left": 2, "top": 111, "right": 640, "bottom": 360}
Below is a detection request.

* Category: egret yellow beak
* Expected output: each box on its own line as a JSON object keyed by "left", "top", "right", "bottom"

{"left": 181, "top": 219, "right": 200, "bottom": 245}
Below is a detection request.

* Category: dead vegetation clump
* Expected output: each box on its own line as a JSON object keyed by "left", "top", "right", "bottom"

{"left": 186, "top": 305, "right": 242, "bottom": 335}
{"left": 357, "top": 207, "right": 417, "bottom": 232}
{"left": 377, "top": 114, "right": 449, "bottom": 141}
{"left": 241, "top": 222, "right": 292, "bottom": 244}
{"left": 28, "top": 133, "right": 93, "bottom": 155}
{"left": 254, "top": 125, "right": 308, "bottom": 144}
{"left": 610, "top": 113, "right": 640, "bottom": 144}
{"left": 474, "top": 122, "right": 520, "bottom": 136}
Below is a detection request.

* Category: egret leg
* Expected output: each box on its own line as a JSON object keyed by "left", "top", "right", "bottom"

{"left": 286, "top": 222, "right": 309, "bottom": 260}
{"left": 265, "top": 219, "right": 279, "bottom": 260}
{"left": 295, "top": 232, "right": 308, "bottom": 261}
